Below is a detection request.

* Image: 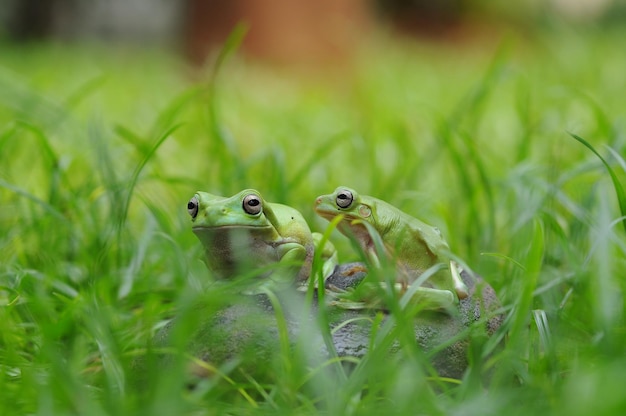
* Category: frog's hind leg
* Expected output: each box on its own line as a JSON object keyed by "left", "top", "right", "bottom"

{"left": 397, "top": 283, "right": 457, "bottom": 311}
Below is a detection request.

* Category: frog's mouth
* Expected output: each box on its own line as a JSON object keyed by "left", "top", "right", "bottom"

{"left": 315, "top": 208, "right": 358, "bottom": 223}
{"left": 192, "top": 225, "right": 273, "bottom": 235}
{"left": 192, "top": 224, "right": 269, "bottom": 230}
{"left": 314, "top": 210, "right": 338, "bottom": 222}
{"left": 315, "top": 210, "right": 370, "bottom": 240}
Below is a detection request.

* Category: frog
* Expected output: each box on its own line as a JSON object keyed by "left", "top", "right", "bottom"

{"left": 314, "top": 186, "right": 469, "bottom": 311}
{"left": 187, "top": 189, "right": 337, "bottom": 293}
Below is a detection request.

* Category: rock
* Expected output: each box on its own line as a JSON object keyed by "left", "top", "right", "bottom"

{"left": 150, "top": 262, "right": 504, "bottom": 384}
{"left": 326, "top": 263, "right": 504, "bottom": 379}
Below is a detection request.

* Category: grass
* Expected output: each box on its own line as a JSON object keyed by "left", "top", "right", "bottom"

{"left": 1, "top": 23, "right": 626, "bottom": 415}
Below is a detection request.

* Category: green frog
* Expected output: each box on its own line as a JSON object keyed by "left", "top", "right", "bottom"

{"left": 314, "top": 186, "right": 468, "bottom": 310}
{"left": 188, "top": 189, "right": 336, "bottom": 293}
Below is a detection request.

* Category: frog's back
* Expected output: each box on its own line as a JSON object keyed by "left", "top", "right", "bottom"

{"left": 267, "top": 202, "right": 313, "bottom": 243}
{"left": 369, "top": 197, "right": 449, "bottom": 264}
{"left": 403, "top": 212, "right": 449, "bottom": 250}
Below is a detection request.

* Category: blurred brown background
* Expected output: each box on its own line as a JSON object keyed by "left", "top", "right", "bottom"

{"left": 1, "top": 0, "right": 622, "bottom": 65}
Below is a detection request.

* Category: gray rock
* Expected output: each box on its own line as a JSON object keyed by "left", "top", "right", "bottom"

{"left": 325, "top": 263, "right": 504, "bottom": 379}
{"left": 150, "top": 262, "right": 504, "bottom": 383}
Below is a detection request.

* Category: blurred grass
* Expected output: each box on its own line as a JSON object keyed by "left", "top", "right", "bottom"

{"left": 1, "top": 24, "right": 626, "bottom": 415}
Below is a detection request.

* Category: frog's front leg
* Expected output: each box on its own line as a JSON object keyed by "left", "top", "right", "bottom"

{"left": 312, "top": 232, "right": 339, "bottom": 283}
{"left": 365, "top": 246, "right": 382, "bottom": 269}
{"left": 270, "top": 242, "right": 310, "bottom": 289}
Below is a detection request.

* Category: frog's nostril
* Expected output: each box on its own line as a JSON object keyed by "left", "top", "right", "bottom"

{"left": 315, "top": 198, "right": 321, "bottom": 205}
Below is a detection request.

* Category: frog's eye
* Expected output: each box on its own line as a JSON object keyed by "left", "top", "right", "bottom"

{"left": 336, "top": 190, "right": 353, "bottom": 209}
{"left": 187, "top": 196, "right": 199, "bottom": 219}
{"left": 243, "top": 194, "right": 262, "bottom": 215}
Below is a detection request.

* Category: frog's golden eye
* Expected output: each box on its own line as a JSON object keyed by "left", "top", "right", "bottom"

{"left": 187, "top": 196, "right": 199, "bottom": 219}
{"left": 336, "top": 190, "right": 353, "bottom": 209}
{"left": 243, "top": 194, "right": 262, "bottom": 215}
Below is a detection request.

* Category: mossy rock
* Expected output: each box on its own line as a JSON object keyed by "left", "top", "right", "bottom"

{"left": 148, "top": 262, "right": 504, "bottom": 385}
{"left": 326, "top": 263, "right": 504, "bottom": 379}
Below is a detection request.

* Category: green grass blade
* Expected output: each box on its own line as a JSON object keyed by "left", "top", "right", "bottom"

{"left": 532, "top": 309, "right": 552, "bottom": 354}
{"left": 64, "top": 74, "right": 107, "bottom": 110}
{"left": 209, "top": 22, "right": 248, "bottom": 85}
{"left": 287, "top": 132, "right": 346, "bottom": 190}
{"left": 89, "top": 120, "right": 121, "bottom": 198}
{"left": 508, "top": 219, "right": 544, "bottom": 357}
{"left": 114, "top": 124, "right": 151, "bottom": 155}
{"left": 0, "top": 179, "right": 67, "bottom": 222}
{"left": 480, "top": 252, "right": 527, "bottom": 271}
{"left": 570, "top": 133, "right": 626, "bottom": 234}
{"left": 205, "top": 23, "right": 249, "bottom": 187}
{"left": 0, "top": 67, "right": 69, "bottom": 131}
{"left": 149, "top": 86, "right": 202, "bottom": 141}
{"left": 119, "top": 123, "right": 183, "bottom": 230}
{"left": 606, "top": 145, "right": 626, "bottom": 174}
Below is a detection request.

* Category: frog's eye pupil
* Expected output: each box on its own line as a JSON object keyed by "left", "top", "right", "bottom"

{"left": 243, "top": 194, "right": 263, "bottom": 215}
{"left": 336, "top": 190, "right": 353, "bottom": 208}
{"left": 187, "top": 196, "right": 199, "bottom": 219}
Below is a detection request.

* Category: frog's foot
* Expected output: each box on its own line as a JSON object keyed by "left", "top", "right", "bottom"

{"left": 298, "top": 262, "right": 366, "bottom": 294}
{"left": 450, "top": 261, "right": 469, "bottom": 299}
{"left": 324, "top": 262, "right": 368, "bottom": 291}
{"left": 319, "top": 262, "right": 376, "bottom": 310}
{"left": 328, "top": 299, "right": 368, "bottom": 310}
{"left": 325, "top": 287, "right": 381, "bottom": 310}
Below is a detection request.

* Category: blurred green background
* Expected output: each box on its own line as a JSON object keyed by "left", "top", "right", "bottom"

{"left": 1, "top": 1, "right": 626, "bottom": 415}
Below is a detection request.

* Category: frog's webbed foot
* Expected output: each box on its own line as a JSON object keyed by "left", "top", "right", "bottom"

{"left": 320, "top": 262, "right": 459, "bottom": 313}
{"left": 324, "top": 262, "right": 368, "bottom": 291}
{"left": 318, "top": 262, "right": 371, "bottom": 309}
{"left": 325, "top": 284, "right": 375, "bottom": 310}
{"left": 328, "top": 298, "right": 368, "bottom": 310}
{"left": 450, "top": 261, "right": 469, "bottom": 299}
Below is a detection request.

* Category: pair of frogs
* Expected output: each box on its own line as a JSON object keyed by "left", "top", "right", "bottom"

{"left": 187, "top": 187, "right": 469, "bottom": 311}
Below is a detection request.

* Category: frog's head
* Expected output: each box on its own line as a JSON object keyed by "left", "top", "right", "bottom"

{"left": 314, "top": 186, "right": 375, "bottom": 229}
{"left": 187, "top": 189, "right": 273, "bottom": 231}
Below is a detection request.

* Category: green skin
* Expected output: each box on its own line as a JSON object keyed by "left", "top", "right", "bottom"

{"left": 188, "top": 189, "right": 336, "bottom": 293}
{"left": 314, "top": 186, "right": 469, "bottom": 310}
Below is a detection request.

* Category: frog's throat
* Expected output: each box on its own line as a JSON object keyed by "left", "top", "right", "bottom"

{"left": 314, "top": 209, "right": 339, "bottom": 222}
{"left": 315, "top": 209, "right": 360, "bottom": 224}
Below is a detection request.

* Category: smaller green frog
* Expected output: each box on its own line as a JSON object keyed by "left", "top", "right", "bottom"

{"left": 188, "top": 189, "right": 336, "bottom": 293}
{"left": 314, "top": 186, "right": 468, "bottom": 310}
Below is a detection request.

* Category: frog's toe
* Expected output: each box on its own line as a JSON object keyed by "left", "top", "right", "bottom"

{"left": 324, "top": 283, "right": 349, "bottom": 294}
{"left": 456, "top": 286, "right": 469, "bottom": 300}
